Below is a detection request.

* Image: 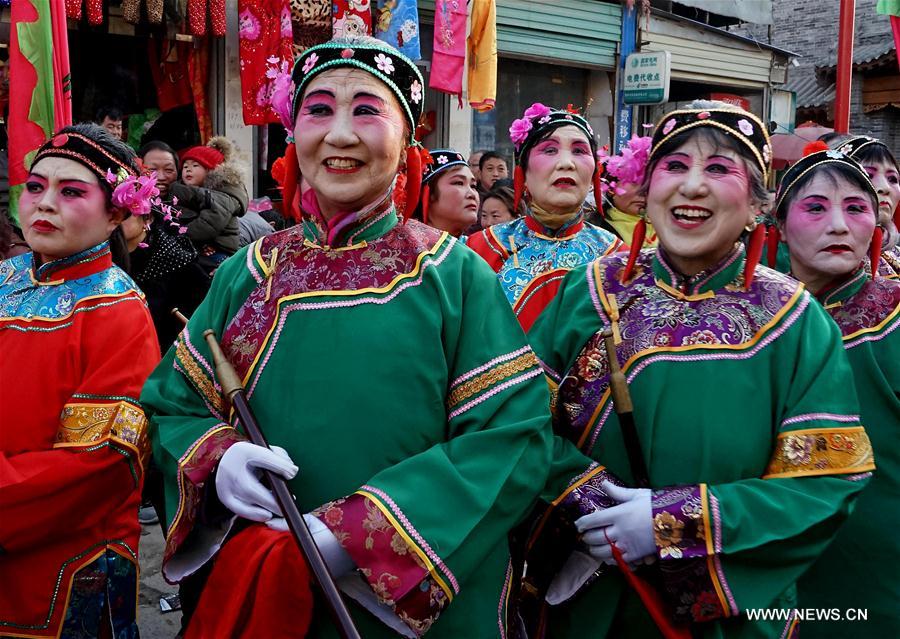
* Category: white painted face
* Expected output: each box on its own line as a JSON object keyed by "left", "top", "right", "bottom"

{"left": 293, "top": 68, "right": 406, "bottom": 219}
{"left": 645, "top": 136, "right": 756, "bottom": 276}
{"left": 524, "top": 125, "right": 595, "bottom": 215}
{"left": 782, "top": 171, "right": 877, "bottom": 292}
{"left": 20, "top": 157, "right": 125, "bottom": 263}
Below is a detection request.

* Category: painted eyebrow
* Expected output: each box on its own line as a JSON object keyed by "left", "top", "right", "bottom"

{"left": 302, "top": 89, "right": 336, "bottom": 101}
{"left": 27, "top": 172, "right": 93, "bottom": 185}
{"left": 707, "top": 154, "right": 738, "bottom": 162}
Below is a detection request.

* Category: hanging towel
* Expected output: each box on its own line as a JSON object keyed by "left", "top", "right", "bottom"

{"left": 375, "top": 0, "right": 421, "bottom": 61}
{"left": 430, "top": 0, "right": 467, "bottom": 103}
{"left": 467, "top": 0, "right": 496, "bottom": 111}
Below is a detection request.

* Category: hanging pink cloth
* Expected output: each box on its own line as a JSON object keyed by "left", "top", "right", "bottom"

{"left": 238, "top": 0, "right": 293, "bottom": 125}
{"left": 430, "top": 0, "right": 468, "bottom": 104}
{"left": 332, "top": 0, "right": 373, "bottom": 38}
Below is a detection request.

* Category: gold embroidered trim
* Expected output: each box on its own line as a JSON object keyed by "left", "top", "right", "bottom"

{"left": 55, "top": 401, "right": 150, "bottom": 470}
{"left": 763, "top": 426, "right": 875, "bottom": 479}
{"left": 447, "top": 352, "right": 538, "bottom": 409}
{"left": 175, "top": 337, "right": 224, "bottom": 415}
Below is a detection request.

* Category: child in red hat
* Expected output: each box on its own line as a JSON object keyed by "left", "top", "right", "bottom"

{"left": 170, "top": 137, "right": 249, "bottom": 272}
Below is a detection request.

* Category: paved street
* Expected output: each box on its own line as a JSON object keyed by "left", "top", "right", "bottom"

{"left": 138, "top": 524, "right": 181, "bottom": 639}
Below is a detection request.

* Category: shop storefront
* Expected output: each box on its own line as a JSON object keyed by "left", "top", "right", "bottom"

{"left": 463, "top": 0, "right": 622, "bottom": 162}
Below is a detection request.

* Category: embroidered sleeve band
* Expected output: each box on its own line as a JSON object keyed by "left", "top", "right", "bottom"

{"left": 763, "top": 427, "right": 875, "bottom": 479}
{"left": 55, "top": 400, "right": 151, "bottom": 475}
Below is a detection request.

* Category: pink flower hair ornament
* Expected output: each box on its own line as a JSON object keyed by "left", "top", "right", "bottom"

{"left": 106, "top": 168, "right": 189, "bottom": 235}
{"left": 598, "top": 134, "right": 652, "bottom": 195}
{"left": 266, "top": 56, "right": 296, "bottom": 141}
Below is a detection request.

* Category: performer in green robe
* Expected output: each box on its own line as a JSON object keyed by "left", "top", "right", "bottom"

{"left": 773, "top": 148, "right": 900, "bottom": 636}
{"left": 507, "top": 102, "right": 874, "bottom": 639}
{"left": 141, "top": 36, "right": 551, "bottom": 639}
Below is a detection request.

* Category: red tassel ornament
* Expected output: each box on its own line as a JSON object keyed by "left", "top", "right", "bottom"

{"left": 593, "top": 169, "right": 605, "bottom": 218}
{"left": 421, "top": 184, "right": 431, "bottom": 224}
{"left": 280, "top": 143, "right": 301, "bottom": 222}
{"left": 513, "top": 165, "right": 526, "bottom": 212}
{"left": 766, "top": 224, "right": 780, "bottom": 268}
{"left": 870, "top": 226, "right": 884, "bottom": 279}
{"left": 403, "top": 145, "right": 423, "bottom": 222}
{"left": 743, "top": 223, "right": 766, "bottom": 289}
{"left": 605, "top": 531, "right": 691, "bottom": 639}
{"left": 620, "top": 217, "right": 646, "bottom": 283}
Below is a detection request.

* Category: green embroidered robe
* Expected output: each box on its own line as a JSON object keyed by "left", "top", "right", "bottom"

{"left": 513, "top": 246, "right": 874, "bottom": 639}
{"left": 141, "top": 209, "right": 553, "bottom": 637}
{"left": 799, "top": 270, "right": 900, "bottom": 636}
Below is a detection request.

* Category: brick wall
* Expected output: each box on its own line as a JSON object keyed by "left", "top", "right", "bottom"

{"left": 733, "top": 0, "right": 898, "bottom": 156}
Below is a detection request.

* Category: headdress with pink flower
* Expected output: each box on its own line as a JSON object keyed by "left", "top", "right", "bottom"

{"left": 32, "top": 128, "right": 188, "bottom": 243}
{"left": 508, "top": 102, "right": 599, "bottom": 211}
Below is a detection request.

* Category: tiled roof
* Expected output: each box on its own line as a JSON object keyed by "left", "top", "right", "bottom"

{"left": 820, "top": 40, "right": 897, "bottom": 71}
{"left": 784, "top": 71, "right": 835, "bottom": 109}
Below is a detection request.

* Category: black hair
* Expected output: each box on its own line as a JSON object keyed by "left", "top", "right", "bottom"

{"left": 640, "top": 126, "right": 768, "bottom": 207}
{"left": 481, "top": 185, "right": 525, "bottom": 218}
{"left": 775, "top": 163, "right": 879, "bottom": 223}
{"left": 849, "top": 143, "right": 899, "bottom": 173}
{"left": 479, "top": 151, "right": 507, "bottom": 171}
{"left": 138, "top": 140, "right": 181, "bottom": 171}
{"left": 95, "top": 106, "right": 124, "bottom": 123}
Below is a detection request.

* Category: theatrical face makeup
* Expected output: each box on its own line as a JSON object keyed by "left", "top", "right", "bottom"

{"left": 861, "top": 159, "right": 900, "bottom": 222}
{"left": 646, "top": 136, "right": 755, "bottom": 276}
{"left": 293, "top": 68, "right": 406, "bottom": 220}
{"left": 524, "top": 125, "right": 595, "bottom": 215}
{"left": 782, "top": 173, "right": 877, "bottom": 293}
{"left": 19, "top": 157, "right": 124, "bottom": 263}
{"left": 428, "top": 166, "right": 479, "bottom": 236}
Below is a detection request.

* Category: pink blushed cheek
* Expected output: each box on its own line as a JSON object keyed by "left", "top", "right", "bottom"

{"left": 526, "top": 149, "right": 557, "bottom": 175}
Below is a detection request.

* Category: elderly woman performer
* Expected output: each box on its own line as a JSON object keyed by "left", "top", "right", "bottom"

{"left": 509, "top": 103, "right": 874, "bottom": 638}
{"left": 772, "top": 149, "right": 900, "bottom": 637}
{"left": 829, "top": 135, "right": 900, "bottom": 278}
{"left": 141, "top": 37, "right": 551, "bottom": 638}
{"left": 466, "top": 104, "right": 623, "bottom": 331}
{"left": 0, "top": 124, "right": 160, "bottom": 638}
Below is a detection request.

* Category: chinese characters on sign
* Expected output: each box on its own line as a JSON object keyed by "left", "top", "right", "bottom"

{"left": 623, "top": 51, "right": 671, "bottom": 105}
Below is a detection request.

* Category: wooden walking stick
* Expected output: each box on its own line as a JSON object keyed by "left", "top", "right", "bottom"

{"left": 601, "top": 328, "right": 650, "bottom": 488}
{"left": 170, "top": 307, "right": 361, "bottom": 638}
{"left": 599, "top": 329, "right": 690, "bottom": 639}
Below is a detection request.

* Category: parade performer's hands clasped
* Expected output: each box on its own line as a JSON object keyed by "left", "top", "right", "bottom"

{"left": 576, "top": 481, "right": 654, "bottom": 564}
{"left": 216, "top": 442, "right": 298, "bottom": 523}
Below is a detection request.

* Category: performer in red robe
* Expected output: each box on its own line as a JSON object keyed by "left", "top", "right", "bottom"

{"left": 0, "top": 123, "right": 160, "bottom": 638}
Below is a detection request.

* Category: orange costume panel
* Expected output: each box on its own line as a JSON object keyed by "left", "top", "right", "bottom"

{"left": 0, "top": 242, "right": 160, "bottom": 639}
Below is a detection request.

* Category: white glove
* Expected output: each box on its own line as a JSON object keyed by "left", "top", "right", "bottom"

{"left": 267, "top": 513, "right": 356, "bottom": 578}
{"left": 575, "top": 481, "right": 654, "bottom": 564}
{"left": 215, "top": 442, "right": 298, "bottom": 523}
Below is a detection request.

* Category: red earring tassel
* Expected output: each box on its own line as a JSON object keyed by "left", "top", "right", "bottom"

{"left": 421, "top": 184, "right": 431, "bottom": 224}
{"left": 593, "top": 169, "right": 605, "bottom": 218}
{"left": 620, "top": 217, "right": 646, "bottom": 283}
{"left": 870, "top": 226, "right": 884, "bottom": 279}
{"left": 743, "top": 223, "right": 766, "bottom": 289}
{"left": 766, "top": 224, "right": 780, "bottom": 269}
{"left": 513, "top": 165, "right": 525, "bottom": 212}
{"left": 403, "top": 145, "right": 422, "bottom": 223}
{"left": 281, "top": 143, "right": 300, "bottom": 222}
